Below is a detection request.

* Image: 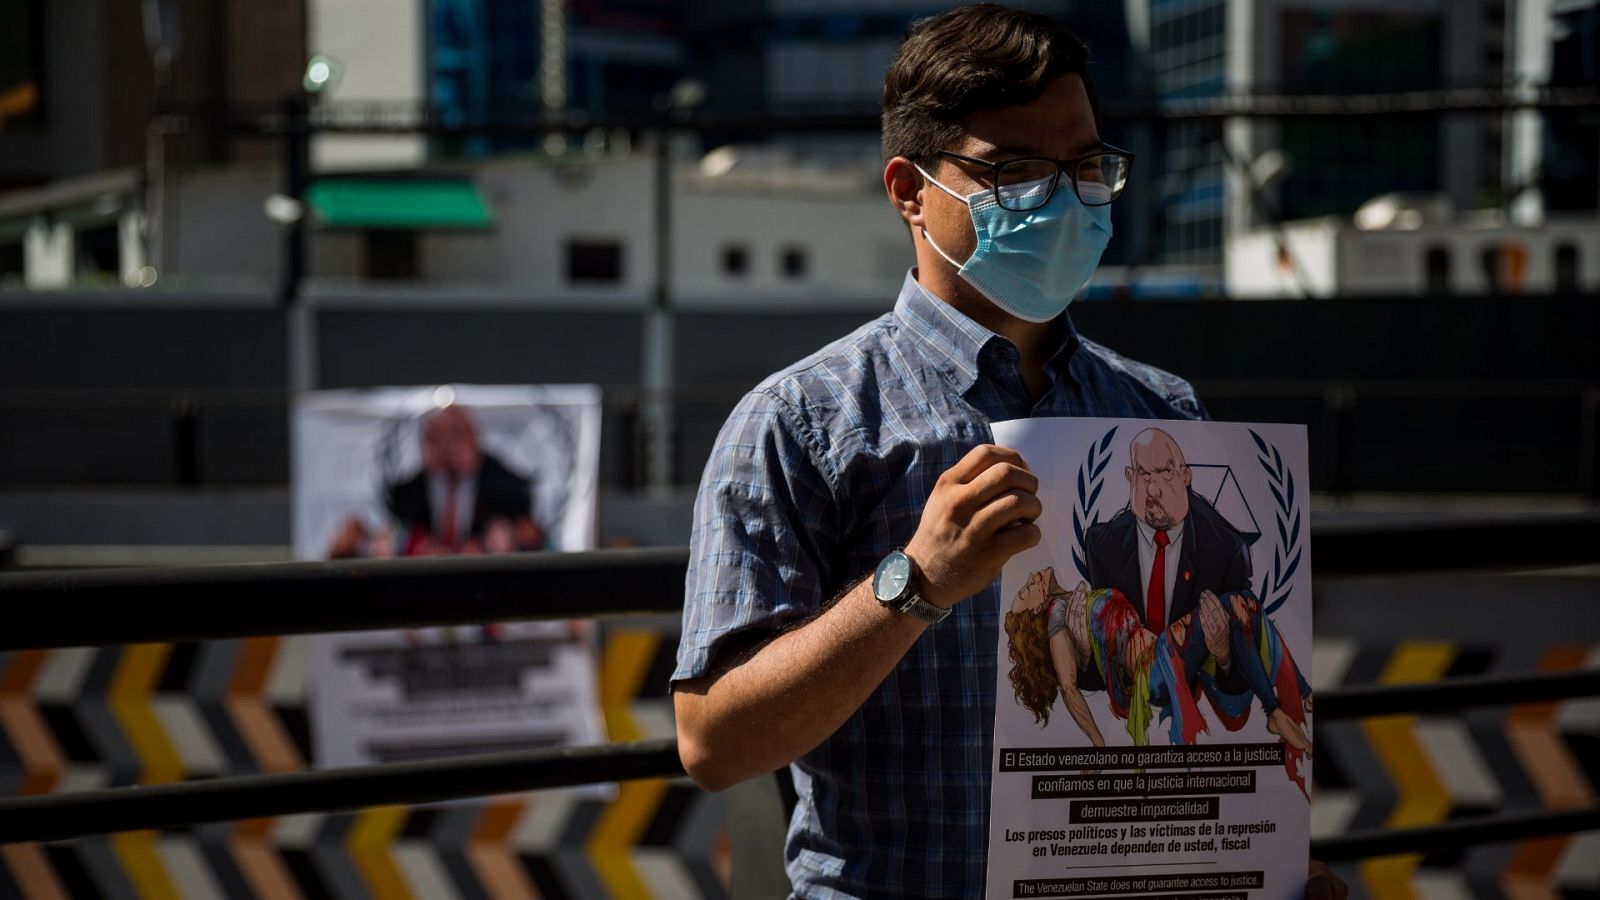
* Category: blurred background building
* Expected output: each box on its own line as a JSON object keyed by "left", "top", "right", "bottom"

{"left": 0, "top": 0, "right": 1596, "bottom": 513}
{"left": 0, "top": 2, "right": 1598, "bottom": 898}
{"left": 1, "top": 0, "right": 1597, "bottom": 505}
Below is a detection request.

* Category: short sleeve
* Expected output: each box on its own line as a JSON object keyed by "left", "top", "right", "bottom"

{"left": 671, "top": 388, "right": 840, "bottom": 686}
{"left": 1046, "top": 595, "right": 1070, "bottom": 639}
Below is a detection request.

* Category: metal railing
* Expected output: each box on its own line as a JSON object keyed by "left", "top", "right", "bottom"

{"left": 1, "top": 376, "right": 1597, "bottom": 495}
{"left": 0, "top": 515, "right": 1596, "bottom": 861}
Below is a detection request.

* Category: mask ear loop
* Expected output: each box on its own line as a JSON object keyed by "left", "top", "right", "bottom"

{"left": 913, "top": 163, "right": 973, "bottom": 270}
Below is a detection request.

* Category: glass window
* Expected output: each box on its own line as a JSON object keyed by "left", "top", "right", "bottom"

{"left": 76, "top": 225, "right": 119, "bottom": 280}
{"left": 1555, "top": 243, "right": 1580, "bottom": 295}
{"left": 365, "top": 230, "right": 420, "bottom": 281}
{"left": 568, "top": 239, "right": 623, "bottom": 283}
{"left": 0, "top": 241, "right": 22, "bottom": 281}
{"left": 781, "top": 246, "right": 807, "bottom": 279}
{"left": 1425, "top": 246, "right": 1450, "bottom": 295}
{"left": 0, "top": 0, "right": 44, "bottom": 133}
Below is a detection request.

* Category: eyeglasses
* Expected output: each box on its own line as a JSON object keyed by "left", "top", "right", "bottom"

{"left": 926, "top": 146, "right": 1134, "bottom": 211}
{"left": 1132, "top": 464, "right": 1182, "bottom": 484}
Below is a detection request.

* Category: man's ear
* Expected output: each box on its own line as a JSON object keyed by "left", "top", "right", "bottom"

{"left": 1125, "top": 465, "right": 1133, "bottom": 486}
{"left": 1181, "top": 465, "right": 1192, "bottom": 487}
{"left": 883, "top": 157, "right": 925, "bottom": 228}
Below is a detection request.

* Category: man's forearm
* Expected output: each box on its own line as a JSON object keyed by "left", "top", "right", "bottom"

{"left": 673, "top": 577, "right": 929, "bottom": 792}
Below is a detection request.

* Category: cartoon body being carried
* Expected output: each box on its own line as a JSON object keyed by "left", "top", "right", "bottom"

{"left": 1002, "top": 427, "right": 1314, "bottom": 797}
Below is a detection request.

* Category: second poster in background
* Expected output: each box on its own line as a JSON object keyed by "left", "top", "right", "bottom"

{"left": 292, "top": 385, "right": 606, "bottom": 769}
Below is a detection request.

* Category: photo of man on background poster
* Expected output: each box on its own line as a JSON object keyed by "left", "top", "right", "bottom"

{"left": 294, "top": 384, "right": 604, "bottom": 768}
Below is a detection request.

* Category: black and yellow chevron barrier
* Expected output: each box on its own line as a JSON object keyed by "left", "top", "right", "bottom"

{"left": 0, "top": 516, "right": 1595, "bottom": 899}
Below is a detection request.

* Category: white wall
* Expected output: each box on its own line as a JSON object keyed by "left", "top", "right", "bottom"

{"left": 421, "top": 155, "right": 658, "bottom": 300}
{"left": 1338, "top": 224, "right": 1600, "bottom": 295}
{"left": 415, "top": 153, "right": 910, "bottom": 306}
{"left": 23, "top": 220, "right": 72, "bottom": 290}
{"left": 1225, "top": 220, "right": 1340, "bottom": 298}
{"left": 672, "top": 186, "right": 910, "bottom": 304}
{"left": 1229, "top": 218, "right": 1600, "bottom": 297}
{"left": 307, "top": 0, "right": 427, "bottom": 172}
{"left": 1508, "top": 0, "right": 1552, "bottom": 225}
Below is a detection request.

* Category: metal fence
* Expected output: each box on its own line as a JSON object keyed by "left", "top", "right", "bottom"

{"left": 0, "top": 513, "right": 1597, "bottom": 863}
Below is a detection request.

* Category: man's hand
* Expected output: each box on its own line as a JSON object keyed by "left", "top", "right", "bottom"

{"left": 327, "top": 517, "right": 368, "bottom": 559}
{"left": 906, "top": 445, "right": 1043, "bottom": 609}
{"left": 1305, "top": 861, "right": 1348, "bottom": 900}
{"left": 1198, "top": 590, "right": 1232, "bottom": 667}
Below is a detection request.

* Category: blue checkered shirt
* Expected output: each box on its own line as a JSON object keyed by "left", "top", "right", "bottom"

{"left": 673, "top": 271, "right": 1207, "bottom": 898}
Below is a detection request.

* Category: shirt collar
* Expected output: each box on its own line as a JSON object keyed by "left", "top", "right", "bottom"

{"left": 891, "top": 269, "right": 1080, "bottom": 394}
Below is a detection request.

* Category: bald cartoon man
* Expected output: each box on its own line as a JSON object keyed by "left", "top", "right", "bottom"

{"left": 1080, "top": 427, "right": 1250, "bottom": 690}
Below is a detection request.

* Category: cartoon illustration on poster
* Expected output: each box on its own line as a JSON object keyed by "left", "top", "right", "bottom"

{"left": 292, "top": 385, "right": 606, "bottom": 770}
{"left": 987, "top": 418, "right": 1312, "bottom": 900}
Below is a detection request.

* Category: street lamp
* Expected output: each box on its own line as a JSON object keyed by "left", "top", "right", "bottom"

{"left": 303, "top": 55, "right": 342, "bottom": 96}
{"left": 640, "top": 78, "right": 707, "bottom": 492}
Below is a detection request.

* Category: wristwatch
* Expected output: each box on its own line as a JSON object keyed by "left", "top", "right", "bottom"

{"left": 872, "top": 550, "right": 950, "bottom": 624}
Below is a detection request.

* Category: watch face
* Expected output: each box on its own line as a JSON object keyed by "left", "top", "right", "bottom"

{"left": 875, "top": 552, "right": 911, "bottom": 602}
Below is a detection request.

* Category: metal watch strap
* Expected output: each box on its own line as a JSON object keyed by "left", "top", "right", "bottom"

{"left": 897, "top": 592, "right": 950, "bottom": 625}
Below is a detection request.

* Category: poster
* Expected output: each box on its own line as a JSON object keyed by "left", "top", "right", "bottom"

{"left": 986, "top": 418, "right": 1312, "bottom": 900}
{"left": 292, "top": 385, "right": 607, "bottom": 769}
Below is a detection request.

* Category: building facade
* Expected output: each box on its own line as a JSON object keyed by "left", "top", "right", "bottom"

{"left": 1129, "top": 0, "right": 1514, "bottom": 270}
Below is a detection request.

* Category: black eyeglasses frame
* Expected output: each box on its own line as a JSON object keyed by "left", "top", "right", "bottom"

{"left": 922, "top": 145, "right": 1136, "bottom": 210}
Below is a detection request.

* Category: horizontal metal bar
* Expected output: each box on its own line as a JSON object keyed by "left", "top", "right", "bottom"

{"left": 0, "top": 740, "right": 685, "bottom": 845}
{"left": 2, "top": 515, "right": 1598, "bottom": 649}
{"left": 1315, "top": 669, "right": 1600, "bottom": 720}
{"left": 1311, "top": 807, "right": 1600, "bottom": 862}
{"left": 1, "top": 378, "right": 1594, "bottom": 408}
{"left": 1309, "top": 511, "right": 1600, "bottom": 576}
{"left": 0, "top": 548, "right": 687, "bottom": 651}
{"left": 218, "top": 86, "right": 1600, "bottom": 136}
{"left": 4, "top": 733, "right": 1595, "bottom": 851}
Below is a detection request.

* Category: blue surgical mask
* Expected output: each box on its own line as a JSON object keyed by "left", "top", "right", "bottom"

{"left": 916, "top": 166, "right": 1113, "bottom": 323}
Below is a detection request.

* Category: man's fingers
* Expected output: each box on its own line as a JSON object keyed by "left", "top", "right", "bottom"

{"left": 944, "top": 444, "right": 1029, "bottom": 485}
{"left": 971, "top": 489, "right": 1043, "bottom": 535}
{"left": 993, "top": 521, "right": 1042, "bottom": 555}
{"left": 955, "top": 462, "right": 1039, "bottom": 516}
{"left": 1305, "top": 861, "right": 1347, "bottom": 900}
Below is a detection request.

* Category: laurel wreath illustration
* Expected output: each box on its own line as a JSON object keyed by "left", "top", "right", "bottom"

{"left": 1250, "top": 429, "right": 1302, "bottom": 615}
{"left": 1071, "top": 426, "right": 1120, "bottom": 581}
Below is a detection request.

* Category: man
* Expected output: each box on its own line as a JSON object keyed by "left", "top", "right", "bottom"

{"left": 384, "top": 405, "right": 540, "bottom": 554}
{"left": 1087, "top": 427, "right": 1248, "bottom": 632}
{"left": 1085, "top": 427, "right": 1249, "bottom": 679}
{"left": 672, "top": 6, "right": 1345, "bottom": 897}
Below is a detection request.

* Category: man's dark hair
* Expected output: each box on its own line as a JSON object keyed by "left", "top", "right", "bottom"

{"left": 881, "top": 3, "right": 1095, "bottom": 165}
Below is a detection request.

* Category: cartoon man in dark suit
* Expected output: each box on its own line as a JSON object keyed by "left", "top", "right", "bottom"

{"left": 1081, "top": 427, "right": 1246, "bottom": 690}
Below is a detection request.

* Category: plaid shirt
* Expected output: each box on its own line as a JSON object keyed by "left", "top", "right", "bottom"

{"left": 674, "top": 271, "right": 1206, "bottom": 898}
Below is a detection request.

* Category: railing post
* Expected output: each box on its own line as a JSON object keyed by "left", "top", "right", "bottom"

{"left": 171, "top": 397, "right": 201, "bottom": 486}
{"left": 1322, "top": 383, "right": 1354, "bottom": 498}
{"left": 1581, "top": 385, "right": 1600, "bottom": 500}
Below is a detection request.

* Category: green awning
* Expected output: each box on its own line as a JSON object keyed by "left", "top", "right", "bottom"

{"left": 307, "top": 179, "right": 493, "bottom": 230}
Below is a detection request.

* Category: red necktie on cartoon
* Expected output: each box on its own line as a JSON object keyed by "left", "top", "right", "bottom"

{"left": 1147, "top": 528, "right": 1169, "bottom": 629}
